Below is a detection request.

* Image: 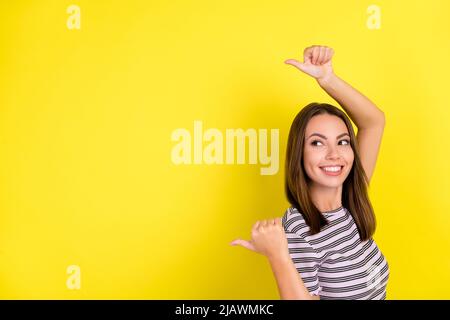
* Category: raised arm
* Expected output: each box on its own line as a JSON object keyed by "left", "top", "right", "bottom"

{"left": 285, "top": 45, "right": 385, "bottom": 183}
{"left": 317, "top": 73, "right": 385, "bottom": 183}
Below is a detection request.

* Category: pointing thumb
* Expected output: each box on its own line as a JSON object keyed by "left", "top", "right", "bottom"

{"left": 230, "top": 239, "right": 255, "bottom": 251}
{"left": 284, "top": 59, "right": 306, "bottom": 72}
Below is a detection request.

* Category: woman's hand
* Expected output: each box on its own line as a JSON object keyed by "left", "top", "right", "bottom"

{"left": 230, "top": 217, "right": 290, "bottom": 261}
{"left": 284, "top": 45, "right": 334, "bottom": 82}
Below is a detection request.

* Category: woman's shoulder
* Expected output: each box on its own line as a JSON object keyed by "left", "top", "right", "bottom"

{"left": 282, "top": 206, "right": 309, "bottom": 233}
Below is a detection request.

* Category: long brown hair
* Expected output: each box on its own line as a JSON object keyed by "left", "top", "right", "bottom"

{"left": 285, "top": 102, "right": 376, "bottom": 241}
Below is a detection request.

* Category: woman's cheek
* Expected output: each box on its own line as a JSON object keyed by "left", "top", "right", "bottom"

{"left": 344, "top": 152, "right": 354, "bottom": 175}
{"left": 304, "top": 159, "right": 321, "bottom": 180}
{"left": 346, "top": 150, "right": 355, "bottom": 166}
{"left": 305, "top": 166, "right": 315, "bottom": 180}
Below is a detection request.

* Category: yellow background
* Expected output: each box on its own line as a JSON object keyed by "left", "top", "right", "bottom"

{"left": 1, "top": 0, "right": 449, "bottom": 299}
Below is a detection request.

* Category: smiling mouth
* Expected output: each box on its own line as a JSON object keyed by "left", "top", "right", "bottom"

{"left": 320, "top": 166, "right": 344, "bottom": 175}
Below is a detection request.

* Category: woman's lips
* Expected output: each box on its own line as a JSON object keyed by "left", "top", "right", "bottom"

{"left": 320, "top": 166, "right": 344, "bottom": 176}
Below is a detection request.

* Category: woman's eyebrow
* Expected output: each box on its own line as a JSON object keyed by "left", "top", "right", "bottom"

{"left": 307, "top": 133, "right": 350, "bottom": 140}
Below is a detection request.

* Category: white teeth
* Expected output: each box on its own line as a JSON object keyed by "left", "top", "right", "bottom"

{"left": 322, "top": 166, "right": 342, "bottom": 172}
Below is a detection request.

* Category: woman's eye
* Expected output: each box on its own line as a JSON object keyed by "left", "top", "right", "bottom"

{"left": 311, "top": 139, "right": 350, "bottom": 147}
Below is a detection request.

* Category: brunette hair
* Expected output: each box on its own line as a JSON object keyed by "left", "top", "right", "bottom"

{"left": 285, "top": 102, "right": 376, "bottom": 241}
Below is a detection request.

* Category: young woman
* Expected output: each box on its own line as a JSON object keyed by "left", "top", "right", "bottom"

{"left": 230, "top": 45, "right": 389, "bottom": 300}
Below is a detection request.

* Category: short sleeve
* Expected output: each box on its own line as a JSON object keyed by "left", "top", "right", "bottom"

{"left": 282, "top": 208, "right": 322, "bottom": 296}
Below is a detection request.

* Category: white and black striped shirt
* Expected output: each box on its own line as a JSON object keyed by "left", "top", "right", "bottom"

{"left": 282, "top": 206, "right": 390, "bottom": 300}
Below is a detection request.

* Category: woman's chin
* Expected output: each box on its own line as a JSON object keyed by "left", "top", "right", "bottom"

{"left": 313, "top": 177, "right": 345, "bottom": 188}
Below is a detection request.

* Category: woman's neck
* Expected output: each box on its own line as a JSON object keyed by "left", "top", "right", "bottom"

{"left": 309, "top": 183, "right": 343, "bottom": 212}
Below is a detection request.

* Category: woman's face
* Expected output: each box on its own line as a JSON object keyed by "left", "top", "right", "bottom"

{"left": 303, "top": 114, "right": 354, "bottom": 188}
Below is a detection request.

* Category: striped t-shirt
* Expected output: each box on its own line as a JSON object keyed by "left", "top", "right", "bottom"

{"left": 282, "top": 205, "right": 390, "bottom": 300}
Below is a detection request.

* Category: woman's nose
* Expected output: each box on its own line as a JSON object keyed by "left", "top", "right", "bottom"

{"left": 326, "top": 145, "right": 341, "bottom": 159}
